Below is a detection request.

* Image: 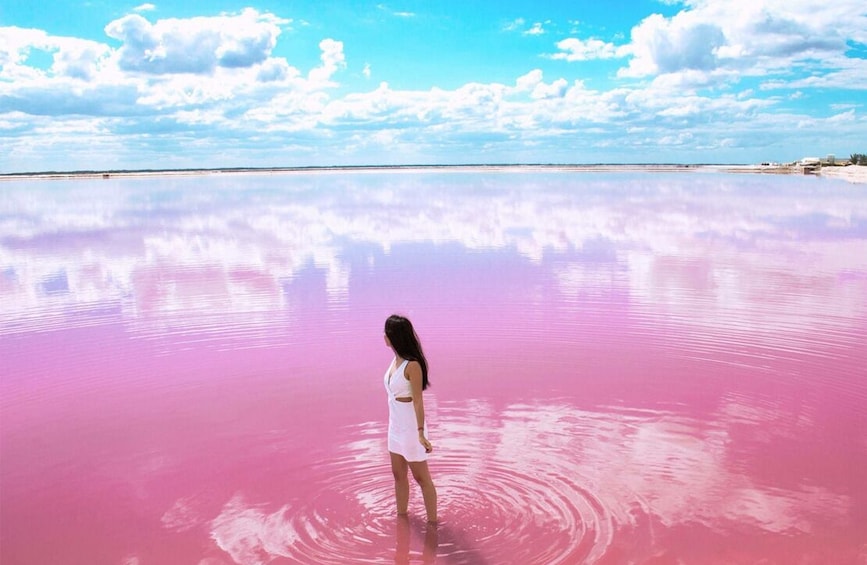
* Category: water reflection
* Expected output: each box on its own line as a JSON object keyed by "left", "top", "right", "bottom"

{"left": 2, "top": 172, "right": 865, "bottom": 341}
{"left": 1, "top": 171, "right": 865, "bottom": 564}
{"left": 394, "top": 515, "right": 438, "bottom": 565}
{"left": 154, "top": 396, "right": 857, "bottom": 564}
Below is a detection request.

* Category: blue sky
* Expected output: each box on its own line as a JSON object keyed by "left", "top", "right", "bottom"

{"left": 1, "top": 1, "right": 865, "bottom": 172}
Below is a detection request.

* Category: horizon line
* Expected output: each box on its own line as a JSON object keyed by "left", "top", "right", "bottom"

{"left": 1, "top": 162, "right": 762, "bottom": 178}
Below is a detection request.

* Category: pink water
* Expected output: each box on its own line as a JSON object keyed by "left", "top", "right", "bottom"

{"left": 1, "top": 171, "right": 866, "bottom": 564}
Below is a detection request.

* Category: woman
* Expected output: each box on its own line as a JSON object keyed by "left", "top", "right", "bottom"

{"left": 384, "top": 314, "right": 438, "bottom": 524}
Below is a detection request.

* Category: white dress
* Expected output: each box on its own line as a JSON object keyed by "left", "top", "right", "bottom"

{"left": 385, "top": 359, "right": 429, "bottom": 462}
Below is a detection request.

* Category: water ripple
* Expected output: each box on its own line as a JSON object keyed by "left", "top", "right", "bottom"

{"left": 191, "top": 394, "right": 861, "bottom": 564}
{"left": 201, "top": 404, "right": 654, "bottom": 564}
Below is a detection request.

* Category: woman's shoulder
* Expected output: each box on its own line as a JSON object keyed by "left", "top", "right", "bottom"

{"left": 404, "top": 359, "right": 422, "bottom": 378}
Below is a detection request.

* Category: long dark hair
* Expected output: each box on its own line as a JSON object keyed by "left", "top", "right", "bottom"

{"left": 385, "top": 314, "right": 430, "bottom": 390}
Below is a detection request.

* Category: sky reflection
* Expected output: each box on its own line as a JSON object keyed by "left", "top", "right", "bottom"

{"left": 1, "top": 172, "right": 865, "bottom": 338}
{"left": 197, "top": 396, "right": 857, "bottom": 563}
{"left": 2, "top": 171, "right": 866, "bottom": 564}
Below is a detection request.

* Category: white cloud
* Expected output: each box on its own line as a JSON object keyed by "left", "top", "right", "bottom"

{"left": 523, "top": 22, "right": 545, "bottom": 36}
{"left": 133, "top": 3, "right": 155, "bottom": 12}
{"left": 515, "top": 69, "right": 543, "bottom": 92}
{"left": 551, "top": 37, "right": 624, "bottom": 61}
{"left": 503, "top": 18, "right": 549, "bottom": 36}
{"left": 531, "top": 78, "right": 568, "bottom": 100}
{"left": 618, "top": 0, "right": 867, "bottom": 82}
{"left": 827, "top": 109, "right": 856, "bottom": 123}
{"left": 50, "top": 37, "right": 112, "bottom": 80}
{"left": 255, "top": 58, "right": 297, "bottom": 82}
{"left": 548, "top": 0, "right": 861, "bottom": 76}
{"left": 0, "top": 9, "right": 344, "bottom": 126}
{"left": 760, "top": 57, "right": 867, "bottom": 90}
{"left": 104, "top": 8, "right": 288, "bottom": 74}
{"left": 0, "top": 27, "right": 113, "bottom": 83}
{"left": 620, "top": 12, "right": 724, "bottom": 77}
{"left": 307, "top": 38, "right": 345, "bottom": 84}
{"left": 1, "top": 27, "right": 51, "bottom": 77}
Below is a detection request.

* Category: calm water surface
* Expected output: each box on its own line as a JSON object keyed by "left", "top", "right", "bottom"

{"left": 1, "top": 171, "right": 866, "bottom": 564}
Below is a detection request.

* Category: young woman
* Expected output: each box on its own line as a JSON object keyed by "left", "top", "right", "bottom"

{"left": 383, "top": 314, "right": 438, "bottom": 524}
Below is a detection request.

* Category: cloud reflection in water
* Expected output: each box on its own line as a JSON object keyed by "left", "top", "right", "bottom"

{"left": 1, "top": 172, "right": 864, "bottom": 340}
{"left": 1, "top": 170, "right": 865, "bottom": 563}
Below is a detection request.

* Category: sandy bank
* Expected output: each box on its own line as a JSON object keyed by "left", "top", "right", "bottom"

{"left": 817, "top": 165, "right": 867, "bottom": 184}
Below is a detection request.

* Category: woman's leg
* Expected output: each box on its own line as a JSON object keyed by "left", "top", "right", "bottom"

{"left": 408, "top": 461, "right": 437, "bottom": 523}
{"left": 394, "top": 513, "right": 410, "bottom": 564}
{"left": 390, "top": 452, "right": 409, "bottom": 515}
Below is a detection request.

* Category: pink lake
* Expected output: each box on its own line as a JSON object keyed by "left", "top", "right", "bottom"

{"left": 1, "top": 170, "right": 866, "bottom": 564}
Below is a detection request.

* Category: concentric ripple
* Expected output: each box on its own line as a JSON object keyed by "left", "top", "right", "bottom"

{"left": 204, "top": 403, "right": 658, "bottom": 564}
{"left": 422, "top": 401, "right": 626, "bottom": 564}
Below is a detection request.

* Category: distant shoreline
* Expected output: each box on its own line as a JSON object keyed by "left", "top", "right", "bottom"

{"left": 1, "top": 163, "right": 865, "bottom": 183}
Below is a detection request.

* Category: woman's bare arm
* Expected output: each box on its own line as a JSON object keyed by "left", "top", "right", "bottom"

{"left": 406, "top": 361, "right": 433, "bottom": 452}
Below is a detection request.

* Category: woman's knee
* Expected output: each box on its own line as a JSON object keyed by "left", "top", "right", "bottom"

{"left": 391, "top": 462, "right": 409, "bottom": 481}
{"left": 410, "top": 471, "right": 433, "bottom": 487}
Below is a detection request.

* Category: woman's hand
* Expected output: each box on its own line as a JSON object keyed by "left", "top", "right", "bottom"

{"left": 419, "top": 433, "right": 433, "bottom": 453}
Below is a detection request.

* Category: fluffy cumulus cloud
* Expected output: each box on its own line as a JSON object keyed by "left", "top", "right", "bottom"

{"left": 515, "top": 69, "right": 568, "bottom": 99}
{"left": 104, "top": 8, "right": 286, "bottom": 74}
{"left": 1, "top": 28, "right": 47, "bottom": 77}
{"left": 622, "top": 12, "right": 725, "bottom": 76}
{"left": 308, "top": 38, "right": 345, "bottom": 84}
{"left": 619, "top": 0, "right": 867, "bottom": 79}
{"left": 0, "top": 8, "right": 343, "bottom": 122}
{"left": 0, "top": 27, "right": 110, "bottom": 81}
{"left": 52, "top": 37, "right": 112, "bottom": 80}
